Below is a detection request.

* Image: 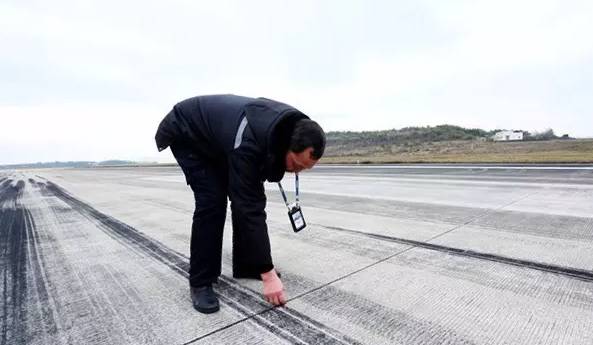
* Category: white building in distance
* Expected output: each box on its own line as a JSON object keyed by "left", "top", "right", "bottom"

{"left": 492, "top": 130, "right": 524, "bottom": 141}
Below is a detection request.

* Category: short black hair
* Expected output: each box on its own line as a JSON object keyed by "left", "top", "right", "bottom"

{"left": 289, "top": 119, "right": 326, "bottom": 159}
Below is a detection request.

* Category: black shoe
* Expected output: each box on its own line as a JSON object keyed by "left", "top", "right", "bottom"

{"left": 232, "top": 270, "right": 281, "bottom": 280}
{"left": 190, "top": 285, "right": 220, "bottom": 314}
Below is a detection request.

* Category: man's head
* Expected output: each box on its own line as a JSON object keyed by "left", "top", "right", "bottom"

{"left": 285, "top": 119, "right": 325, "bottom": 173}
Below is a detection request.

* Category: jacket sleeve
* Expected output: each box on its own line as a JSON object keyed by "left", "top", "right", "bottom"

{"left": 228, "top": 144, "right": 274, "bottom": 274}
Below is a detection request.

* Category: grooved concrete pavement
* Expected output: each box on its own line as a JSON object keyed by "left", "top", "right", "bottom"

{"left": 2, "top": 164, "right": 593, "bottom": 344}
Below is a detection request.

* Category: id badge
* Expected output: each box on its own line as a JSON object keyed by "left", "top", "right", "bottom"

{"left": 288, "top": 205, "right": 306, "bottom": 232}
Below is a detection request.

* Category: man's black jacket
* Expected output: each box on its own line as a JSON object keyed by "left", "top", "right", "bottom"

{"left": 155, "top": 94, "right": 309, "bottom": 273}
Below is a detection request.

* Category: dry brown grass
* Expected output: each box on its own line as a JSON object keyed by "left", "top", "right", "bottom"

{"left": 322, "top": 139, "right": 593, "bottom": 164}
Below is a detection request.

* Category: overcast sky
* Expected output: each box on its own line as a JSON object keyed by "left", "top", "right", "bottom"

{"left": 1, "top": 0, "right": 592, "bottom": 164}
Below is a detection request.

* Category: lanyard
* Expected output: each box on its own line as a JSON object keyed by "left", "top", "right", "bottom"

{"left": 278, "top": 173, "right": 299, "bottom": 210}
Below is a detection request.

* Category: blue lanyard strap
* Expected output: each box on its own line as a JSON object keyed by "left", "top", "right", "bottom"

{"left": 278, "top": 173, "right": 299, "bottom": 209}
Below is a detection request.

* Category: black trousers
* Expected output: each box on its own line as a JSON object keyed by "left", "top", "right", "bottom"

{"left": 170, "top": 145, "right": 253, "bottom": 287}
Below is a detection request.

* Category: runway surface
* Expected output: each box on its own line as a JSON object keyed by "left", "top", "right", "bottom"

{"left": 2, "top": 164, "right": 593, "bottom": 344}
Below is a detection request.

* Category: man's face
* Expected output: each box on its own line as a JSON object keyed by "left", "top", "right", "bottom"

{"left": 285, "top": 147, "right": 319, "bottom": 173}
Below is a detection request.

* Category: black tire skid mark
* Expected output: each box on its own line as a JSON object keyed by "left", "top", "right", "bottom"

{"left": 31, "top": 178, "right": 128, "bottom": 344}
{"left": 39, "top": 180, "right": 195, "bottom": 341}
{"left": 43, "top": 181, "right": 361, "bottom": 345}
{"left": 0, "top": 180, "right": 28, "bottom": 345}
{"left": 321, "top": 225, "right": 593, "bottom": 283}
{"left": 0, "top": 179, "right": 12, "bottom": 190}
{"left": 29, "top": 179, "right": 163, "bottom": 344}
{"left": 22, "top": 204, "right": 61, "bottom": 344}
{"left": 0, "top": 178, "right": 60, "bottom": 345}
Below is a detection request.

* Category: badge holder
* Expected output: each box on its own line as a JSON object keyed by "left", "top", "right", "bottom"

{"left": 278, "top": 173, "right": 306, "bottom": 232}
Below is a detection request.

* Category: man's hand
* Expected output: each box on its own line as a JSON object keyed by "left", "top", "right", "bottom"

{"left": 261, "top": 269, "right": 286, "bottom": 306}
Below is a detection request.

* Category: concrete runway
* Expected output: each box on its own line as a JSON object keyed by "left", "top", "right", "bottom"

{"left": 2, "top": 164, "right": 593, "bottom": 344}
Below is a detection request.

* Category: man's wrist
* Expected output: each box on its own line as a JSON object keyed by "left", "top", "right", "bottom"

{"left": 261, "top": 269, "right": 277, "bottom": 282}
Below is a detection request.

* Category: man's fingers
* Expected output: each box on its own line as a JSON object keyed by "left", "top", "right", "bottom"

{"left": 279, "top": 292, "right": 287, "bottom": 305}
{"left": 264, "top": 290, "right": 286, "bottom": 306}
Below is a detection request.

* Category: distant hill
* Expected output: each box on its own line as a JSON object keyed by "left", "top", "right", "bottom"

{"left": 321, "top": 125, "right": 592, "bottom": 163}
{"left": 0, "top": 161, "right": 95, "bottom": 170}
{"left": 0, "top": 160, "right": 154, "bottom": 170}
{"left": 324, "top": 125, "right": 571, "bottom": 157}
{"left": 326, "top": 125, "right": 491, "bottom": 155}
